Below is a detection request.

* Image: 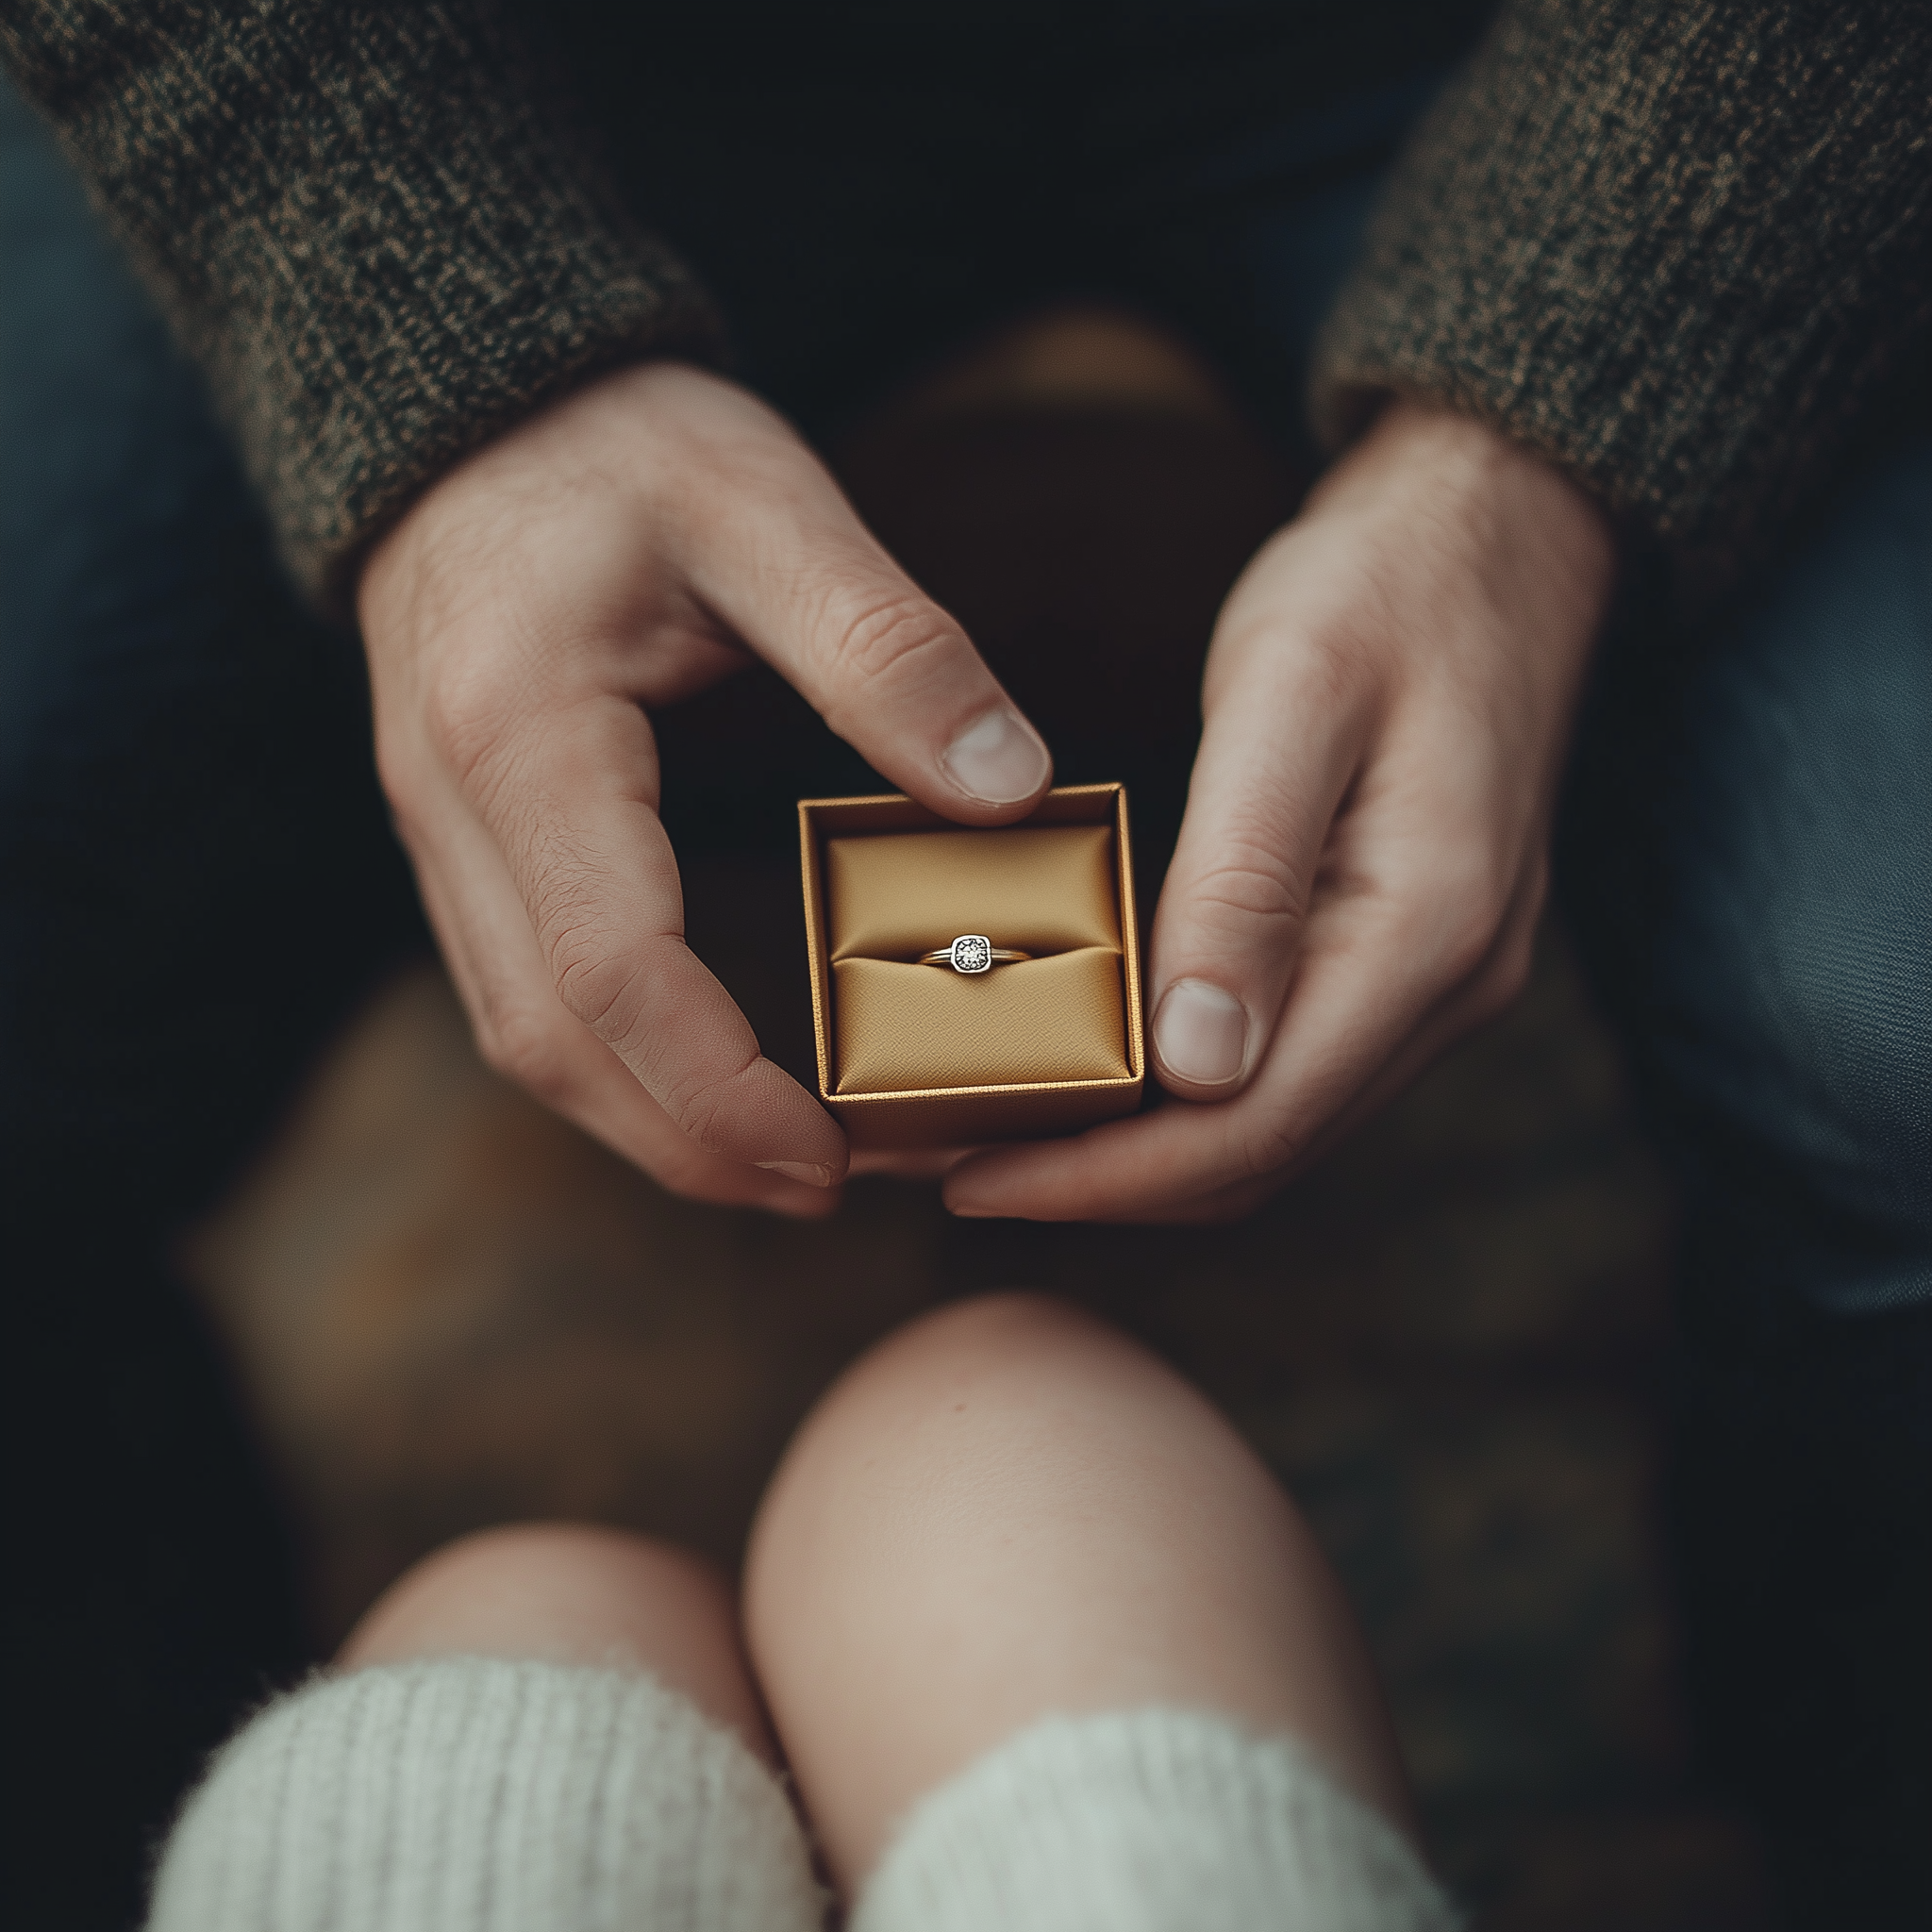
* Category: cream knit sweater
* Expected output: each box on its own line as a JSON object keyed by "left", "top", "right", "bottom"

{"left": 148, "top": 1658, "right": 1457, "bottom": 1932}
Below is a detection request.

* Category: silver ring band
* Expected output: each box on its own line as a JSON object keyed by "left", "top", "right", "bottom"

{"left": 920, "top": 935, "right": 1030, "bottom": 974}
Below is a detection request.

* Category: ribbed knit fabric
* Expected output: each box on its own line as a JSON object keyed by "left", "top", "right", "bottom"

{"left": 851, "top": 1707, "right": 1459, "bottom": 1932}
{"left": 145, "top": 1657, "right": 824, "bottom": 1932}
{"left": 1312, "top": 0, "right": 1932, "bottom": 596}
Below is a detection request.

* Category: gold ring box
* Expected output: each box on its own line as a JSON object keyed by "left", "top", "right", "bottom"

{"left": 798, "top": 783, "right": 1145, "bottom": 1147}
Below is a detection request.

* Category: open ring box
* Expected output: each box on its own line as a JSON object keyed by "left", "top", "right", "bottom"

{"left": 798, "top": 782, "right": 1146, "bottom": 1148}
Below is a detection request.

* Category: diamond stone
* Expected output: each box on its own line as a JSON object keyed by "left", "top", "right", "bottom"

{"left": 951, "top": 934, "right": 992, "bottom": 974}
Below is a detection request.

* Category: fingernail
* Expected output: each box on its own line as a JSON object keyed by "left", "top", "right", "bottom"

{"left": 939, "top": 708, "right": 1050, "bottom": 807}
{"left": 757, "top": 1159, "right": 837, "bottom": 1187}
{"left": 1152, "top": 979, "right": 1249, "bottom": 1087}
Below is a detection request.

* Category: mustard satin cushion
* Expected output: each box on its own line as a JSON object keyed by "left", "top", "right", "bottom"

{"left": 824, "top": 825, "right": 1126, "bottom": 1094}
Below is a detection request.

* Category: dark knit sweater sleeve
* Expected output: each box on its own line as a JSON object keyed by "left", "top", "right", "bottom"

{"left": 0, "top": 1, "right": 724, "bottom": 602}
{"left": 1312, "top": 0, "right": 1932, "bottom": 586}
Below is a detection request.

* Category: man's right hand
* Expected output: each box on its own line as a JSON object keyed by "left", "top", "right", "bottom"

{"left": 358, "top": 363, "right": 1052, "bottom": 1215}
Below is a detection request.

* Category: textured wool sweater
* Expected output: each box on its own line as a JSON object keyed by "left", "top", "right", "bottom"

{"left": 3, "top": 1, "right": 1928, "bottom": 602}
{"left": 1315, "top": 0, "right": 1932, "bottom": 593}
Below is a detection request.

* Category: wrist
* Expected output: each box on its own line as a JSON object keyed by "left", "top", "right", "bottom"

{"left": 1323, "top": 397, "right": 1616, "bottom": 628}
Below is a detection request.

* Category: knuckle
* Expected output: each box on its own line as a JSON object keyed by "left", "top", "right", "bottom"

{"left": 551, "top": 936, "right": 652, "bottom": 1050}
{"left": 1219, "top": 606, "right": 1380, "bottom": 720}
{"left": 1177, "top": 803, "right": 1308, "bottom": 955}
{"left": 660, "top": 1053, "right": 758, "bottom": 1154}
{"left": 1188, "top": 851, "right": 1304, "bottom": 936}
{"left": 1174, "top": 780, "right": 1313, "bottom": 931}
{"left": 422, "top": 659, "right": 528, "bottom": 795}
{"left": 476, "top": 998, "right": 572, "bottom": 1105}
{"left": 1295, "top": 614, "right": 1382, "bottom": 704}
{"left": 526, "top": 854, "right": 685, "bottom": 1082}
{"left": 524, "top": 848, "right": 640, "bottom": 1038}
{"left": 822, "top": 591, "right": 962, "bottom": 698}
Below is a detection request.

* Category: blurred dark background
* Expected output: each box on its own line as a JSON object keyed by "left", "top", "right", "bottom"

{"left": 180, "top": 314, "right": 1772, "bottom": 1929}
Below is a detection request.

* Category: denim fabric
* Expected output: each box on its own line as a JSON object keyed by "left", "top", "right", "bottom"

{"left": 1558, "top": 448, "right": 1932, "bottom": 1923}
{"left": 1565, "top": 451, "right": 1932, "bottom": 1321}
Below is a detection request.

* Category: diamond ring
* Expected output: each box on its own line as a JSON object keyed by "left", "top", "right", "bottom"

{"left": 919, "top": 935, "right": 1031, "bottom": 974}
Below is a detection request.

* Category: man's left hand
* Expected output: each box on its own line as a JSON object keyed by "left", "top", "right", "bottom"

{"left": 943, "top": 401, "right": 1614, "bottom": 1223}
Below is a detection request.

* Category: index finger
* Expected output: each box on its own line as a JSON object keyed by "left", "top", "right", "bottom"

{"left": 673, "top": 432, "right": 1053, "bottom": 823}
{"left": 467, "top": 688, "right": 848, "bottom": 1181}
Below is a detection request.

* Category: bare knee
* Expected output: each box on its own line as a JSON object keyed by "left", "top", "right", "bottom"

{"left": 791, "top": 1291, "right": 1138, "bottom": 1429}
{"left": 340, "top": 1523, "right": 773, "bottom": 1760}
{"left": 745, "top": 1292, "right": 1413, "bottom": 1884}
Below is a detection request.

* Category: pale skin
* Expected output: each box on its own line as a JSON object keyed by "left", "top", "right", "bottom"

{"left": 341, "top": 1295, "right": 1418, "bottom": 1898}
{"left": 359, "top": 361, "right": 1614, "bottom": 1224}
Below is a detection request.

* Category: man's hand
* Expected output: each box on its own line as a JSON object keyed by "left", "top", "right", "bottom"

{"left": 944, "top": 401, "right": 1614, "bottom": 1223}
{"left": 359, "top": 363, "right": 1051, "bottom": 1216}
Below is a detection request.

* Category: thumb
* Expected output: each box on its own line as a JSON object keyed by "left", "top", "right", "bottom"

{"left": 1149, "top": 638, "right": 1368, "bottom": 1097}
{"left": 685, "top": 447, "right": 1052, "bottom": 820}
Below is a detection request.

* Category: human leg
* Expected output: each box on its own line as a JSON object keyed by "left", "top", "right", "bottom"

{"left": 1560, "top": 438, "right": 1932, "bottom": 1922}
{"left": 338, "top": 1522, "right": 774, "bottom": 1759}
{"left": 746, "top": 1294, "right": 1446, "bottom": 1926}
{"left": 149, "top": 1524, "right": 819, "bottom": 1932}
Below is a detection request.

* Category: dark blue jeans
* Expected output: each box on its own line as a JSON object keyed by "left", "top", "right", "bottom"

{"left": 6, "top": 64, "right": 1929, "bottom": 1928}
{"left": 1559, "top": 443, "right": 1932, "bottom": 1920}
